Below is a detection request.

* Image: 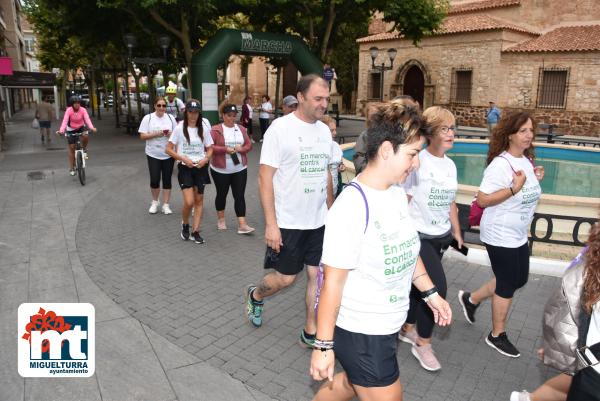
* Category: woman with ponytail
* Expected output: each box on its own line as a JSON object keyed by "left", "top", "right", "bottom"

{"left": 166, "top": 99, "right": 213, "bottom": 244}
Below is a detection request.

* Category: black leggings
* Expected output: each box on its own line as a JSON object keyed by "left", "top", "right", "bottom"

{"left": 147, "top": 155, "right": 174, "bottom": 189}
{"left": 210, "top": 168, "right": 247, "bottom": 217}
{"left": 485, "top": 242, "right": 530, "bottom": 298}
{"left": 259, "top": 118, "right": 270, "bottom": 140}
{"left": 406, "top": 234, "right": 452, "bottom": 339}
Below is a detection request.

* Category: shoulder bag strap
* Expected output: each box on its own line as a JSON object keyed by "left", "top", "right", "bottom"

{"left": 498, "top": 155, "right": 517, "bottom": 173}
{"left": 345, "top": 182, "right": 369, "bottom": 233}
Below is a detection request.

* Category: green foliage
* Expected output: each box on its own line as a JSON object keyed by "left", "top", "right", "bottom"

{"left": 383, "top": 0, "right": 449, "bottom": 45}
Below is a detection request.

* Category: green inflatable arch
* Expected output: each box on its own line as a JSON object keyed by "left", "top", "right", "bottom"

{"left": 191, "top": 28, "right": 323, "bottom": 124}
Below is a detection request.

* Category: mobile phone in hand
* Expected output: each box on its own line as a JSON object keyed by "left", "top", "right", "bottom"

{"left": 450, "top": 239, "right": 469, "bottom": 256}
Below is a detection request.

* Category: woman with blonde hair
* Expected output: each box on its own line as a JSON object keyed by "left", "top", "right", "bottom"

{"left": 459, "top": 111, "right": 544, "bottom": 358}
{"left": 309, "top": 98, "right": 452, "bottom": 401}
{"left": 398, "top": 106, "right": 463, "bottom": 371}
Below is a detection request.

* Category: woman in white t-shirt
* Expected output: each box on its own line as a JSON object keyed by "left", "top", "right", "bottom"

{"left": 458, "top": 112, "right": 544, "bottom": 359}
{"left": 165, "top": 99, "right": 214, "bottom": 244}
{"left": 310, "top": 99, "right": 452, "bottom": 401}
{"left": 321, "top": 115, "right": 345, "bottom": 196}
{"left": 399, "top": 106, "right": 463, "bottom": 372}
{"left": 209, "top": 103, "right": 254, "bottom": 234}
{"left": 258, "top": 95, "right": 273, "bottom": 142}
{"left": 138, "top": 96, "right": 178, "bottom": 215}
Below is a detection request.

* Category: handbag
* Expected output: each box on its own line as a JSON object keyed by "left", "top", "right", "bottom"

{"left": 468, "top": 155, "right": 517, "bottom": 227}
{"left": 31, "top": 118, "right": 40, "bottom": 129}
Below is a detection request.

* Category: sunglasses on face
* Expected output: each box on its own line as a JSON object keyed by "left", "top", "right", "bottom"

{"left": 156, "top": 104, "right": 167, "bottom": 108}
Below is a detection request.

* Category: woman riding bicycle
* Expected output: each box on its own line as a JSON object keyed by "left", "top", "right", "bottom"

{"left": 58, "top": 95, "right": 97, "bottom": 176}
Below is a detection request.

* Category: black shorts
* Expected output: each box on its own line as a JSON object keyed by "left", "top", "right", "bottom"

{"left": 66, "top": 132, "right": 87, "bottom": 145}
{"left": 263, "top": 226, "right": 324, "bottom": 275}
{"left": 39, "top": 120, "right": 51, "bottom": 129}
{"left": 334, "top": 326, "right": 399, "bottom": 388}
{"left": 177, "top": 164, "right": 210, "bottom": 194}
{"left": 485, "top": 242, "right": 530, "bottom": 298}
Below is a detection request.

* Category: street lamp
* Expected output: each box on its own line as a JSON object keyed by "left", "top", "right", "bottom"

{"left": 123, "top": 33, "right": 171, "bottom": 112}
{"left": 369, "top": 46, "right": 397, "bottom": 101}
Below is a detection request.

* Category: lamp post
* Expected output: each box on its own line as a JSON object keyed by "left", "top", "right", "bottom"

{"left": 123, "top": 33, "right": 171, "bottom": 113}
{"left": 369, "top": 46, "right": 397, "bottom": 101}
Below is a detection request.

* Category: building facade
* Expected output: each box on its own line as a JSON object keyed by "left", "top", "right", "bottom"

{"left": 357, "top": 0, "right": 600, "bottom": 136}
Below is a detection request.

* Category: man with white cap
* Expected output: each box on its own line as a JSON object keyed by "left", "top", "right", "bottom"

{"left": 281, "top": 95, "right": 298, "bottom": 116}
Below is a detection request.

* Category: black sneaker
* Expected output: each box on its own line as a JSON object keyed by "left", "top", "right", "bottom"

{"left": 191, "top": 231, "right": 205, "bottom": 244}
{"left": 458, "top": 290, "right": 479, "bottom": 324}
{"left": 486, "top": 331, "right": 520, "bottom": 357}
{"left": 180, "top": 223, "right": 190, "bottom": 241}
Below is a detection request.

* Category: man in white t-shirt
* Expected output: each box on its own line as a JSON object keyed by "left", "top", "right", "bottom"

{"left": 245, "top": 75, "right": 334, "bottom": 347}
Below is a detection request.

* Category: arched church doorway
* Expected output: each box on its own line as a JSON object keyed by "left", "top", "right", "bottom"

{"left": 403, "top": 65, "right": 424, "bottom": 107}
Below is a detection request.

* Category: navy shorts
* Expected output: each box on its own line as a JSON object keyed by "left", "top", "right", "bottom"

{"left": 333, "top": 326, "right": 400, "bottom": 388}
{"left": 263, "top": 226, "right": 324, "bottom": 275}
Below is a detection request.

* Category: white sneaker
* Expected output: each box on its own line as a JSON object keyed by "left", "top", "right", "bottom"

{"left": 162, "top": 203, "right": 173, "bottom": 215}
{"left": 510, "top": 391, "right": 531, "bottom": 401}
{"left": 148, "top": 200, "right": 160, "bottom": 214}
{"left": 84, "top": 150, "right": 89, "bottom": 159}
{"left": 69, "top": 169, "right": 75, "bottom": 176}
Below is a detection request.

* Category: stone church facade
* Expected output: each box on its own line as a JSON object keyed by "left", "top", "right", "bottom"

{"left": 357, "top": 0, "right": 600, "bottom": 136}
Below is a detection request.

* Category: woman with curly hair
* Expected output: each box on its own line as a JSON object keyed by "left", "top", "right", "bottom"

{"left": 511, "top": 217, "right": 600, "bottom": 401}
{"left": 458, "top": 112, "right": 544, "bottom": 358}
{"left": 309, "top": 98, "right": 452, "bottom": 401}
{"left": 566, "top": 217, "right": 600, "bottom": 400}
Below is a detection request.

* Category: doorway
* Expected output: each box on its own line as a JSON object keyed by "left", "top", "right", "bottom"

{"left": 403, "top": 66, "right": 424, "bottom": 107}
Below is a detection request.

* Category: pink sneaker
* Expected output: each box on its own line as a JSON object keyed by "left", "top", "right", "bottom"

{"left": 398, "top": 329, "right": 418, "bottom": 345}
{"left": 411, "top": 344, "right": 441, "bottom": 371}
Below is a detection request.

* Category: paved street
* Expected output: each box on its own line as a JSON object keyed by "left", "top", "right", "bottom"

{"left": 0, "top": 108, "right": 561, "bottom": 401}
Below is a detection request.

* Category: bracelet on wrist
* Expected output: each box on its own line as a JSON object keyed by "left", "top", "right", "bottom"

{"left": 420, "top": 286, "right": 438, "bottom": 300}
{"left": 314, "top": 339, "right": 334, "bottom": 352}
{"left": 509, "top": 187, "right": 515, "bottom": 196}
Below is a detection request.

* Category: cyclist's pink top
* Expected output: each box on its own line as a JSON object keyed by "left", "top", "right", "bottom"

{"left": 60, "top": 106, "right": 95, "bottom": 132}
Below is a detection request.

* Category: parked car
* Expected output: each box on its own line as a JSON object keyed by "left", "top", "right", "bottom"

{"left": 80, "top": 94, "right": 90, "bottom": 107}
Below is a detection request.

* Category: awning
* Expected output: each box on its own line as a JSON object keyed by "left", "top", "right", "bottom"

{"left": 0, "top": 71, "right": 56, "bottom": 88}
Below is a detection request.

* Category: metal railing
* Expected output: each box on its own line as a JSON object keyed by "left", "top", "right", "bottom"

{"left": 456, "top": 203, "right": 596, "bottom": 255}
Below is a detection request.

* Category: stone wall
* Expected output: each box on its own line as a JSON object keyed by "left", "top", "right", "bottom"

{"left": 446, "top": 104, "right": 600, "bottom": 136}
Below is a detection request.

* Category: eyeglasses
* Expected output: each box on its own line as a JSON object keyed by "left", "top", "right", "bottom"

{"left": 439, "top": 126, "right": 456, "bottom": 134}
{"left": 156, "top": 104, "right": 167, "bottom": 108}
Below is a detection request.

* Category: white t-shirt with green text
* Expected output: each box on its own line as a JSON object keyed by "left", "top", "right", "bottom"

{"left": 479, "top": 151, "right": 542, "bottom": 247}
{"left": 260, "top": 112, "right": 332, "bottom": 229}
{"left": 168, "top": 123, "right": 214, "bottom": 163}
{"left": 405, "top": 149, "right": 457, "bottom": 236}
{"left": 138, "top": 112, "right": 177, "bottom": 160}
{"left": 321, "top": 180, "right": 421, "bottom": 335}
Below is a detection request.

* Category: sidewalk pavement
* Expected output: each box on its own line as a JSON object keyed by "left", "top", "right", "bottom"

{"left": 0, "top": 108, "right": 275, "bottom": 401}
{"left": 1, "top": 108, "right": 562, "bottom": 401}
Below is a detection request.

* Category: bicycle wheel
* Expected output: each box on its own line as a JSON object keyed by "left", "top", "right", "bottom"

{"left": 77, "top": 151, "right": 86, "bottom": 185}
